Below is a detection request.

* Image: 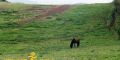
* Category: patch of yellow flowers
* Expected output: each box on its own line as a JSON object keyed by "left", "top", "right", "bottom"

{"left": 28, "top": 52, "right": 37, "bottom": 60}
{"left": 5, "top": 52, "right": 53, "bottom": 60}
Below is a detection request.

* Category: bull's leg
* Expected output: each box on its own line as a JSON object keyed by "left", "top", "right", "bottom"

{"left": 70, "top": 42, "right": 73, "bottom": 48}
{"left": 73, "top": 43, "right": 75, "bottom": 47}
{"left": 77, "top": 42, "right": 80, "bottom": 47}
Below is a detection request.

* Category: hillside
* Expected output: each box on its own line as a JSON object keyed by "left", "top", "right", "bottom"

{"left": 0, "top": 3, "right": 120, "bottom": 60}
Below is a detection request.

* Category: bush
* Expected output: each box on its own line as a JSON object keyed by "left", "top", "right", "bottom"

{"left": 0, "top": 0, "right": 6, "bottom": 2}
{"left": 0, "top": 9, "right": 18, "bottom": 15}
{"left": 0, "top": 22, "right": 20, "bottom": 29}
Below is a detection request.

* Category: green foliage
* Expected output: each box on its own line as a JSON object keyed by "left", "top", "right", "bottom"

{"left": 114, "top": 0, "right": 120, "bottom": 5}
{"left": 0, "top": 0, "right": 6, "bottom": 2}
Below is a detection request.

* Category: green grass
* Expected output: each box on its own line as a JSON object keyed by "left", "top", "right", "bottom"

{"left": 0, "top": 3, "right": 120, "bottom": 60}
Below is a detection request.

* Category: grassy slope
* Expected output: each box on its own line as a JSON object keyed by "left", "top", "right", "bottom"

{"left": 0, "top": 3, "right": 120, "bottom": 60}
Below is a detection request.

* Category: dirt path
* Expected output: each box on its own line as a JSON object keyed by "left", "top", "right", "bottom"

{"left": 17, "top": 5, "right": 71, "bottom": 25}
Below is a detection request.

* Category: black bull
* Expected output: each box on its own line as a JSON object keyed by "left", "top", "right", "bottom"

{"left": 70, "top": 38, "right": 80, "bottom": 48}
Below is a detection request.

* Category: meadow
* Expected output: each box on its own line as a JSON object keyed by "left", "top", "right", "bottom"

{"left": 0, "top": 2, "right": 120, "bottom": 60}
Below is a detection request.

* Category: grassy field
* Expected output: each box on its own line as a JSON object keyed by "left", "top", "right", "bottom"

{"left": 0, "top": 2, "right": 120, "bottom": 60}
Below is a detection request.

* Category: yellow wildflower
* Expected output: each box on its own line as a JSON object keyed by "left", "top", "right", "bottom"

{"left": 28, "top": 52, "right": 37, "bottom": 60}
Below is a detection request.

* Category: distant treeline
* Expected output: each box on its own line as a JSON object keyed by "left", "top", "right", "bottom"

{"left": 0, "top": 0, "right": 7, "bottom": 2}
